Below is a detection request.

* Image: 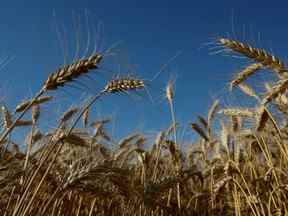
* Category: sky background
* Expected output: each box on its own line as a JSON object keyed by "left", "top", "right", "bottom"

{"left": 1, "top": 0, "right": 288, "bottom": 147}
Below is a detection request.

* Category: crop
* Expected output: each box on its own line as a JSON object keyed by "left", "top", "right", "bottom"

{"left": 1, "top": 31, "right": 288, "bottom": 216}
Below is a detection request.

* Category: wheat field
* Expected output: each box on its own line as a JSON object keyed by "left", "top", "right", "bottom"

{"left": 1, "top": 30, "right": 288, "bottom": 216}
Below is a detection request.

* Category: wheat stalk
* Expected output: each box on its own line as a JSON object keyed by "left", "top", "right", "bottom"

{"left": 219, "top": 38, "right": 286, "bottom": 74}
{"left": 11, "top": 53, "right": 106, "bottom": 214}
{"left": 190, "top": 123, "right": 209, "bottom": 142}
{"left": 207, "top": 100, "right": 219, "bottom": 138}
{"left": 43, "top": 54, "right": 103, "bottom": 90}
{"left": 82, "top": 108, "right": 89, "bottom": 128}
{"left": 218, "top": 108, "right": 255, "bottom": 118}
{"left": 2, "top": 106, "right": 12, "bottom": 129}
{"left": 255, "top": 106, "right": 271, "bottom": 132}
{"left": 15, "top": 96, "right": 53, "bottom": 113}
{"left": 59, "top": 107, "right": 79, "bottom": 125}
{"left": 14, "top": 120, "right": 33, "bottom": 127}
{"left": 230, "top": 63, "right": 263, "bottom": 89}
{"left": 262, "top": 79, "right": 288, "bottom": 104}
{"left": 237, "top": 83, "right": 259, "bottom": 99}
{"left": 32, "top": 105, "right": 40, "bottom": 125}
{"left": 165, "top": 79, "right": 181, "bottom": 209}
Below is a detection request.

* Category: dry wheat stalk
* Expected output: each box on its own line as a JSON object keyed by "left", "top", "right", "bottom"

{"left": 1, "top": 106, "right": 12, "bottom": 129}
{"left": 90, "top": 118, "right": 111, "bottom": 142}
{"left": 164, "top": 139, "right": 176, "bottom": 157}
{"left": 165, "top": 77, "right": 178, "bottom": 184}
{"left": 213, "top": 176, "right": 232, "bottom": 195}
{"left": 43, "top": 54, "right": 103, "bottom": 90}
{"left": 219, "top": 38, "right": 286, "bottom": 74}
{"left": 152, "top": 131, "right": 165, "bottom": 182}
{"left": 60, "top": 107, "right": 79, "bottom": 124}
{"left": 218, "top": 108, "right": 255, "bottom": 118}
{"left": 207, "top": 100, "right": 219, "bottom": 137}
{"left": 190, "top": 123, "right": 209, "bottom": 141}
{"left": 15, "top": 120, "right": 33, "bottom": 127}
{"left": 32, "top": 105, "right": 40, "bottom": 125}
{"left": 238, "top": 83, "right": 259, "bottom": 99}
{"left": 82, "top": 108, "right": 89, "bottom": 128}
{"left": 90, "top": 118, "right": 111, "bottom": 128}
{"left": 277, "top": 93, "right": 288, "bottom": 105}
{"left": 256, "top": 106, "right": 269, "bottom": 131}
{"left": 165, "top": 122, "right": 178, "bottom": 137}
{"left": 26, "top": 129, "right": 43, "bottom": 145}
{"left": 230, "top": 63, "right": 263, "bottom": 89}
{"left": 118, "top": 133, "right": 141, "bottom": 148}
{"left": 220, "top": 121, "right": 229, "bottom": 154}
{"left": 166, "top": 79, "right": 174, "bottom": 103}
{"left": 264, "top": 82, "right": 273, "bottom": 92}
{"left": 262, "top": 79, "right": 288, "bottom": 104}
{"left": 63, "top": 133, "right": 89, "bottom": 148}
{"left": 208, "top": 100, "right": 219, "bottom": 125}
{"left": 5, "top": 36, "right": 120, "bottom": 216}
{"left": 15, "top": 96, "right": 53, "bottom": 113}
{"left": 92, "top": 122, "right": 111, "bottom": 142}
{"left": 231, "top": 115, "right": 241, "bottom": 132}
{"left": 197, "top": 115, "right": 208, "bottom": 129}
{"left": 0, "top": 90, "right": 46, "bottom": 145}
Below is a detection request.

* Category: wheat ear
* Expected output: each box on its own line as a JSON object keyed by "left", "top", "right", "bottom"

{"left": 43, "top": 54, "right": 103, "bottom": 90}
{"left": 218, "top": 108, "right": 255, "bottom": 118}
{"left": 262, "top": 79, "right": 288, "bottom": 104}
{"left": 219, "top": 38, "right": 286, "bottom": 74}
{"left": 15, "top": 96, "right": 53, "bottom": 112}
{"left": 104, "top": 77, "right": 144, "bottom": 93}
{"left": 230, "top": 63, "right": 263, "bottom": 89}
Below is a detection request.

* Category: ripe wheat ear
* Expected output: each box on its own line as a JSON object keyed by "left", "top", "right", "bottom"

{"left": 219, "top": 38, "right": 287, "bottom": 75}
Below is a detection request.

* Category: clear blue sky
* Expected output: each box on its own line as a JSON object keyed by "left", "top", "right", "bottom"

{"left": 1, "top": 0, "right": 288, "bottom": 144}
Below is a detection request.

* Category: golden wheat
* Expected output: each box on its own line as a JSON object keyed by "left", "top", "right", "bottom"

{"left": 262, "top": 78, "right": 288, "bottom": 104}
{"left": 219, "top": 38, "right": 286, "bottom": 74}
{"left": 230, "top": 63, "right": 263, "bottom": 89}
{"left": 1, "top": 106, "right": 12, "bottom": 129}
{"left": 104, "top": 77, "right": 145, "bottom": 93}
{"left": 1, "top": 30, "right": 288, "bottom": 216}
{"left": 15, "top": 96, "right": 53, "bottom": 113}
{"left": 43, "top": 54, "right": 103, "bottom": 90}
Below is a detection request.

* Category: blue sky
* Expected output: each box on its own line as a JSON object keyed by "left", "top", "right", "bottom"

{"left": 1, "top": 0, "right": 288, "bottom": 145}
